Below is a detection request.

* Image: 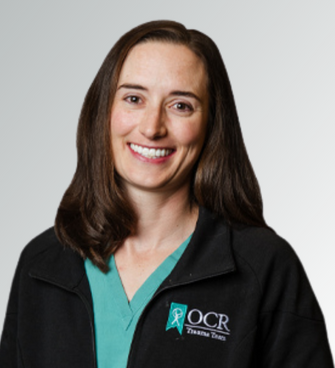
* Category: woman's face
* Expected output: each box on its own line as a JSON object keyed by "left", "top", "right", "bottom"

{"left": 110, "top": 41, "right": 208, "bottom": 195}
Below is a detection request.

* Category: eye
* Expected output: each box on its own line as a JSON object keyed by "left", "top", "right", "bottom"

{"left": 125, "top": 95, "right": 142, "bottom": 104}
{"left": 173, "top": 102, "right": 194, "bottom": 112}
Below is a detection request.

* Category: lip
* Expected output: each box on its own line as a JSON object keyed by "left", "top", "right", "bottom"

{"left": 128, "top": 143, "right": 175, "bottom": 163}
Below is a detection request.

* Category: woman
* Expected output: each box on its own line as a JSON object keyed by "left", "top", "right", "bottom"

{"left": 0, "top": 20, "right": 333, "bottom": 368}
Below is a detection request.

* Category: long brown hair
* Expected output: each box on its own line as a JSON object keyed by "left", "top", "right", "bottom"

{"left": 55, "top": 20, "right": 268, "bottom": 272}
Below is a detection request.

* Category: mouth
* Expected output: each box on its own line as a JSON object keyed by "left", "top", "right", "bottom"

{"left": 129, "top": 143, "right": 174, "bottom": 159}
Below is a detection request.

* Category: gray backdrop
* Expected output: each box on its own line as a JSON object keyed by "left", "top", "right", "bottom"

{"left": 1, "top": 0, "right": 334, "bottom": 353}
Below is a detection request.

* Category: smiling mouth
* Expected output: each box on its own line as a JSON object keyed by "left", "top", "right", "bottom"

{"left": 129, "top": 143, "right": 173, "bottom": 159}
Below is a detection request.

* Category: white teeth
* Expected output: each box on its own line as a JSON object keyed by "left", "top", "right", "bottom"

{"left": 149, "top": 148, "right": 155, "bottom": 158}
{"left": 142, "top": 147, "right": 149, "bottom": 157}
{"left": 130, "top": 144, "right": 172, "bottom": 159}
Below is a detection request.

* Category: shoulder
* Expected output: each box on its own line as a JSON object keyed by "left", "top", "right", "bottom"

{"left": 231, "top": 224, "right": 296, "bottom": 267}
{"left": 230, "top": 224, "right": 323, "bottom": 320}
{"left": 14, "top": 227, "right": 85, "bottom": 292}
{"left": 19, "top": 227, "right": 61, "bottom": 268}
{"left": 3, "top": 228, "right": 64, "bottom": 315}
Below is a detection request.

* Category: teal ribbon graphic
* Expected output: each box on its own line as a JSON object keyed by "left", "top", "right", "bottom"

{"left": 166, "top": 302, "right": 188, "bottom": 335}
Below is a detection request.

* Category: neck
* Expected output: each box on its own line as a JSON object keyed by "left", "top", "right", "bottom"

{"left": 123, "top": 184, "right": 198, "bottom": 253}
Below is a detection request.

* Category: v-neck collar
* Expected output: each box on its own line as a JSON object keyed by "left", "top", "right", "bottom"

{"left": 108, "top": 233, "right": 191, "bottom": 330}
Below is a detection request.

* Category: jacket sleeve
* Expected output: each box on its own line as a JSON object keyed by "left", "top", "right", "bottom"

{"left": 256, "top": 309, "right": 334, "bottom": 367}
{"left": 0, "top": 250, "right": 25, "bottom": 367}
{"left": 253, "top": 239, "right": 334, "bottom": 367}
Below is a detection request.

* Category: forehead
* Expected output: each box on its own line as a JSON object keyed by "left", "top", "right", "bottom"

{"left": 117, "top": 41, "right": 207, "bottom": 94}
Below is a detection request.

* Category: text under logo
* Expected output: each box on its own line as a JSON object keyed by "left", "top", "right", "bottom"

{"left": 166, "top": 302, "right": 188, "bottom": 335}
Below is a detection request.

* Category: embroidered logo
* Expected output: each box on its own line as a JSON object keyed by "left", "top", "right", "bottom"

{"left": 166, "top": 302, "right": 188, "bottom": 335}
{"left": 166, "top": 302, "right": 231, "bottom": 342}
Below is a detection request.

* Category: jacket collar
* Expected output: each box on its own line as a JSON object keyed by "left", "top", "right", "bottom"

{"left": 159, "top": 206, "right": 236, "bottom": 289}
{"left": 28, "top": 233, "right": 91, "bottom": 301}
{"left": 29, "top": 206, "right": 236, "bottom": 292}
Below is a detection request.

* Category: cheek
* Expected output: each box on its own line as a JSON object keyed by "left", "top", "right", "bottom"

{"left": 175, "top": 121, "right": 207, "bottom": 150}
{"left": 110, "top": 108, "right": 136, "bottom": 138}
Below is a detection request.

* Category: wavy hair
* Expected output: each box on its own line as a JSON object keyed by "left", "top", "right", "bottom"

{"left": 55, "top": 20, "right": 268, "bottom": 272}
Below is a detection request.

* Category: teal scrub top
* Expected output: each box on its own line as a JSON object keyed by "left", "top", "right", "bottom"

{"left": 84, "top": 234, "right": 192, "bottom": 368}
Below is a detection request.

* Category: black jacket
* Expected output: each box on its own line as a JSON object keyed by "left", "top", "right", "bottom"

{"left": 0, "top": 207, "right": 333, "bottom": 367}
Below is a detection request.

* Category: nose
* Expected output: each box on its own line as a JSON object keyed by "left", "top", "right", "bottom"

{"left": 139, "top": 105, "right": 167, "bottom": 140}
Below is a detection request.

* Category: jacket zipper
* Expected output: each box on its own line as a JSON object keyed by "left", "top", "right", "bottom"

{"left": 126, "top": 268, "right": 235, "bottom": 368}
{"left": 29, "top": 274, "right": 97, "bottom": 368}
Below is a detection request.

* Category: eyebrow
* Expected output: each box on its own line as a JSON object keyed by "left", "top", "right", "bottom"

{"left": 118, "top": 83, "right": 147, "bottom": 91}
{"left": 118, "top": 84, "right": 202, "bottom": 103}
{"left": 170, "top": 90, "right": 201, "bottom": 103}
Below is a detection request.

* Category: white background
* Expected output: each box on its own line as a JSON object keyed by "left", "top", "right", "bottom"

{"left": 1, "top": 0, "right": 334, "bottom": 356}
